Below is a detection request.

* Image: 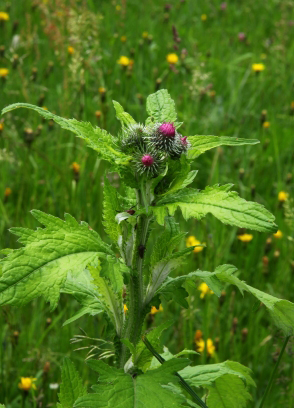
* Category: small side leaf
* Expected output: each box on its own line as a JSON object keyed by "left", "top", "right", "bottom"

{"left": 146, "top": 89, "right": 178, "bottom": 125}
{"left": 112, "top": 100, "right": 136, "bottom": 127}
{"left": 187, "top": 135, "right": 259, "bottom": 159}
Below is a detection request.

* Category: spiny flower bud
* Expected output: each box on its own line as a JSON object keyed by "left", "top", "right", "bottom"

{"left": 121, "top": 124, "right": 147, "bottom": 152}
{"left": 149, "top": 122, "right": 182, "bottom": 156}
{"left": 134, "top": 148, "right": 163, "bottom": 177}
{"left": 141, "top": 154, "right": 154, "bottom": 167}
{"left": 158, "top": 122, "right": 176, "bottom": 138}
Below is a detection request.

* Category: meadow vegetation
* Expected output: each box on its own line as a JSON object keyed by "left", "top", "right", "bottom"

{"left": 0, "top": 1, "right": 293, "bottom": 406}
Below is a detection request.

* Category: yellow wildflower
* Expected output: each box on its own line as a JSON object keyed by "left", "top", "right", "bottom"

{"left": 120, "top": 35, "right": 127, "bottom": 43}
{"left": 278, "top": 191, "right": 288, "bottom": 202}
{"left": 0, "top": 12, "right": 9, "bottom": 21}
{"left": 95, "top": 110, "right": 102, "bottom": 119}
{"left": 4, "top": 187, "right": 12, "bottom": 197}
{"left": 201, "top": 14, "right": 207, "bottom": 21}
{"left": 166, "top": 53, "right": 179, "bottom": 64}
{"left": 142, "top": 31, "right": 148, "bottom": 39}
{"left": 150, "top": 304, "right": 163, "bottom": 315}
{"left": 291, "top": 101, "right": 294, "bottom": 109}
{"left": 237, "top": 233, "right": 253, "bottom": 243}
{"left": 98, "top": 87, "right": 106, "bottom": 94}
{"left": 71, "top": 162, "right": 80, "bottom": 173}
{"left": 0, "top": 68, "right": 9, "bottom": 78}
{"left": 263, "top": 121, "right": 270, "bottom": 128}
{"left": 18, "top": 377, "right": 37, "bottom": 391}
{"left": 186, "top": 235, "right": 204, "bottom": 253}
{"left": 195, "top": 337, "right": 215, "bottom": 356}
{"left": 117, "top": 56, "right": 130, "bottom": 66}
{"left": 198, "top": 282, "right": 213, "bottom": 299}
{"left": 252, "top": 63, "right": 265, "bottom": 72}
{"left": 42, "top": 106, "right": 48, "bottom": 110}
{"left": 67, "top": 46, "right": 75, "bottom": 55}
{"left": 116, "top": 5, "right": 121, "bottom": 11}
{"left": 0, "top": 123, "right": 3, "bottom": 132}
{"left": 273, "top": 230, "right": 283, "bottom": 239}
{"left": 123, "top": 304, "right": 128, "bottom": 314}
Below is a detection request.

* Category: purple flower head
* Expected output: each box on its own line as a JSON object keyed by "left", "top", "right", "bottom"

{"left": 220, "top": 2, "right": 227, "bottom": 10}
{"left": 158, "top": 122, "right": 176, "bottom": 138}
{"left": 238, "top": 32, "right": 246, "bottom": 41}
{"left": 181, "top": 136, "right": 188, "bottom": 146}
{"left": 141, "top": 154, "right": 154, "bottom": 167}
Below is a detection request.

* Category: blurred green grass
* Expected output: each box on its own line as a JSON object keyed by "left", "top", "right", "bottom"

{"left": 0, "top": 0, "right": 293, "bottom": 406}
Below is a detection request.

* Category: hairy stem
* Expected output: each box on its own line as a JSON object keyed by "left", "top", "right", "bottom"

{"left": 259, "top": 335, "right": 290, "bottom": 408}
{"left": 119, "top": 185, "right": 152, "bottom": 368}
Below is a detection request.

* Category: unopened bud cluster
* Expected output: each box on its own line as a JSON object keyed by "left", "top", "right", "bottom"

{"left": 121, "top": 121, "right": 190, "bottom": 177}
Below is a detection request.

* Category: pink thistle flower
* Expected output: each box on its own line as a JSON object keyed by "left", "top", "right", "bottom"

{"left": 158, "top": 122, "right": 176, "bottom": 138}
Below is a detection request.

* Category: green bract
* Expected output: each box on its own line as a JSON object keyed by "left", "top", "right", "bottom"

{"left": 1, "top": 89, "right": 292, "bottom": 407}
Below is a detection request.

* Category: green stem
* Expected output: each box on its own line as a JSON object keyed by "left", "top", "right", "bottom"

{"left": 259, "top": 335, "right": 290, "bottom": 408}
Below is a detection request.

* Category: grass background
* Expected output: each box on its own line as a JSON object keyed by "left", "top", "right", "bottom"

{"left": 0, "top": 0, "right": 293, "bottom": 406}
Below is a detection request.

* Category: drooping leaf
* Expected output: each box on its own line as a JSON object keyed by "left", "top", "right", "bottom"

{"left": 112, "top": 100, "right": 136, "bottom": 127}
{"left": 151, "top": 185, "right": 277, "bottom": 232}
{"left": 88, "top": 265, "right": 124, "bottom": 336}
{"left": 74, "top": 358, "right": 190, "bottom": 408}
{"left": 2, "top": 103, "right": 132, "bottom": 166}
{"left": 0, "top": 211, "right": 113, "bottom": 310}
{"left": 59, "top": 358, "right": 87, "bottom": 408}
{"left": 187, "top": 135, "right": 259, "bottom": 159}
{"left": 61, "top": 272, "right": 104, "bottom": 326}
{"left": 146, "top": 89, "right": 179, "bottom": 126}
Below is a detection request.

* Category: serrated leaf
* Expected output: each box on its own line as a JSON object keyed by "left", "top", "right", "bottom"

{"left": 112, "top": 100, "right": 136, "bottom": 126}
{"left": 146, "top": 89, "right": 178, "bottom": 125}
{"left": 2, "top": 103, "right": 132, "bottom": 166}
{"left": 152, "top": 185, "right": 277, "bottom": 232}
{"left": 88, "top": 265, "right": 124, "bottom": 336}
{"left": 187, "top": 135, "right": 259, "bottom": 159}
{"left": 59, "top": 358, "right": 87, "bottom": 408}
{"left": 74, "top": 358, "right": 190, "bottom": 408}
{"left": 0, "top": 211, "right": 114, "bottom": 310}
{"left": 61, "top": 272, "right": 104, "bottom": 326}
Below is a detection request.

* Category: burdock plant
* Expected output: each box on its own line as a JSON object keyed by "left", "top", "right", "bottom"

{"left": 1, "top": 90, "right": 293, "bottom": 407}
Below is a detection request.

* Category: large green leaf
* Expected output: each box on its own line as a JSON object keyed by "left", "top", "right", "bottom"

{"left": 59, "top": 358, "right": 87, "bottom": 408}
{"left": 0, "top": 211, "right": 113, "bottom": 310}
{"left": 196, "top": 264, "right": 294, "bottom": 336}
{"left": 112, "top": 100, "right": 136, "bottom": 127}
{"left": 151, "top": 184, "right": 277, "bottom": 232}
{"left": 146, "top": 89, "right": 178, "bottom": 125}
{"left": 187, "top": 135, "right": 259, "bottom": 159}
{"left": 1, "top": 103, "right": 132, "bottom": 165}
{"left": 74, "top": 358, "right": 190, "bottom": 408}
